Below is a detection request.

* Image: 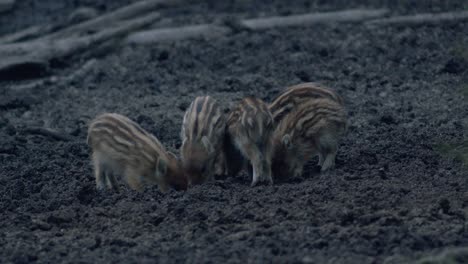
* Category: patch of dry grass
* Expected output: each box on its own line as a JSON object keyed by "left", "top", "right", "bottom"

{"left": 414, "top": 247, "right": 468, "bottom": 264}
{"left": 436, "top": 141, "right": 468, "bottom": 167}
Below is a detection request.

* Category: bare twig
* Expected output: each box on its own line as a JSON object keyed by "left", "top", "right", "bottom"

{"left": 22, "top": 127, "right": 72, "bottom": 141}
{"left": 127, "top": 24, "right": 231, "bottom": 44}
{"left": 7, "top": 78, "right": 48, "bottom": 91}
{"left": 366, "top": 10, "right": 468, "bottom": 26}
{"left": 0, "top": 25, "right": 56, "bottom": 44}
{"left": 63, "top": 59, "right": 97, "bottom": 83}
{"left": 241, "top": 8, "right": 389, "bottom": 30}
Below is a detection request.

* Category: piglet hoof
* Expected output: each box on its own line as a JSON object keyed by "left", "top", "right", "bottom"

{"left": 320, "top": 155, "right": 336, "bottom": 172}
{"left": 96, "top": 184, "right": 106, "bottom": 192}
{"left": 250, "top": 178, "right": 260, "bottom": 187}
{"left": 320, "top": 163, "right": 334, "bottom": 172}
{"left": 250, "top": 177, "right": 273, "bottom": 187}
{"left": 267, "top": 177, "right": 274, "bottom": 185}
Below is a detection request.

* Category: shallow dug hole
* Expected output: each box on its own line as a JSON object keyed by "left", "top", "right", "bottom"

{"left": 1, "top": 1, "right": 468, "bottom": 263}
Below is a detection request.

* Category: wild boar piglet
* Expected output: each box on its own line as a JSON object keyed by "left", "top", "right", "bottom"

{"left": 87, "top": 113, "right": 187, "bottom": 192}
{"left": 225, "top": 97, "right": 275, "bottom": 186}
{"left": 269, "top": 82, "right": 344, "bottom": 124}
{"left": 271, "top": 98, "right": 347, "bottom": 180}
{"left": 180, "top": 96, "right": 226, "bottom": 186}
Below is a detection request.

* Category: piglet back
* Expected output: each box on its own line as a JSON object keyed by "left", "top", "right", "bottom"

{"left": 279, "top": 98, "right": 347, "bottom": 140}
{"left": 228, "top": 97, "right": 274, "bottom": 141}
{"left": 269, "top": 82, "right": 344, "bottom": 124}
{"left": 88, "top": 113, "right": 166, "bottom": 164}
{"left": 182, "top": 96, "right": 225, "bottom": 143}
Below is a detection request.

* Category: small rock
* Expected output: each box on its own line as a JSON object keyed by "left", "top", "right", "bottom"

{"left": 150, "top": 215, "right": 165, "bottom": 227}
{"left": 400, "top": 187, "right": 410, "bottom": 195}
{"left": 47, "top": 209, "right": 75, "bottom": 224}
{"left": 312, "top": 239, "right": 328, "bottom": 249}
{"left": 89, "top": 236, "right": 101, "bottom": 250}
{"left": 21, "top": 111, "right": 32, "bottom": 119}
{"left": 31, "top": 219, "right": 52, "bottom": 231}
{"left": 302, "top": 256, "right": 316, "bottom": 263}
{"left": 439, "top": 198, "right": 451, "bottom": 214}
{"left": 49, "top": 76, "right": 58, "bottom": 83}
{"left": 379, "top": 215, "right": 402, "bottom": 226}
{"left": 378, "top": 167, "right": 387, "bottom": 179}
{"left": 343, "top": 173, "right": 361, "bottom": 181}
{"left": 340, "top": 211, "right": 355, "bottom": 226}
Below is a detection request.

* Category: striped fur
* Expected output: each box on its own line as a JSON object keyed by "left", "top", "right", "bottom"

{"left": 180, "top": 96, "right": 226, "bottom": 186}
{"left": 271, "top": 98, "right": 347, "bottom": 180}
{"left": 269, "top": 82, "right": 344, "bottom": 124}
{"left": 87, "top": 113, "right": 187, "bottom": 192}
{"left": 225, "top": 97, "right": 275, "bottom": 186}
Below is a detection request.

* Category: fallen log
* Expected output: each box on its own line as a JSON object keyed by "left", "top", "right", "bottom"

{"left": 366, "top": 10, "right": 468, "bottom": 26}
{"left": 8, "top": 59, "right": 97, "bottom": 91}
{"left": 0, "top": 11, "right": 161, "bottom": 56}
{"left": 0, "top": 0, "right": 184, "bottom": 44}
{"left": 7, "top": 78, "right": 49, "bottom": 91}
{"left": 126, "top": 8, "right": 389, "bottom": 45}
{"left": 40, "top": 0, "right": 181, "bottom": 40}
{"left": 22, "top": 127, "right": 72, "bottom": 141}
{"left": 0, "top": 12, "right": 160, "bottom": 80}
{"left": 241, "top": 8, "right": 389, "bottom": 30}
{"left": 0, "top": 7, "right": 97, "bottom": 44}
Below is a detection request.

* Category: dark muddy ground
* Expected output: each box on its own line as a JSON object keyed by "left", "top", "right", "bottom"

{"left": 1, "top": 1, "right": 468, "bottom": 263}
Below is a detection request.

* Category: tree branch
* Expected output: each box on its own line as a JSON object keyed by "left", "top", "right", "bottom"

{"left": 366, "top": 10, "right": 468, "bottom": 26}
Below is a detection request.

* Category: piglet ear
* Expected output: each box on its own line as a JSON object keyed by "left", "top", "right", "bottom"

{"left": 167, "top": 151, "right": 178, "bottom": 161}
{"left": 202, "top": 136, "right": 214, "bottom": 153}
{"left": 282, "top": 134, "right": 292, "bottom": 148}
{"left": 156, "top": 158, "right": 168, "bottom": 179}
